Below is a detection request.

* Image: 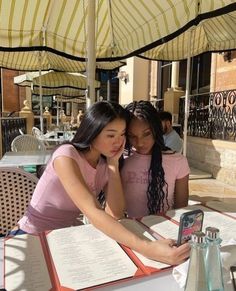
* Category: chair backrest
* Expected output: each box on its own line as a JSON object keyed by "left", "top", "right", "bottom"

{"left": 11, "top": 134, "right": 46, "bottom": 152}
{"left": 32, "top": 126, "right": 44, "bottom": 138}
{"left": 0, "top": 167, "right": 38, "bottom": 236}
{"left": 19, "top": 128, "right": 25, "bottom": 135}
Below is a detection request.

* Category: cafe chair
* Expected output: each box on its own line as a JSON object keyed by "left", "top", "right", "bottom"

{"left": 11, "top": 134, "right": 46, "bottom": 152}
{"left": 32, "top": 126, "right": 44, "bottom": 137}
{"left": 0, "top": 167, "right": 38, "bottom": 236}
{"left": 11, "top": 134, "right": 47, "bottom": 176}
{"left": 19, "top": 128, "right": 25, "bottom": 135}
{"left": 32, "top": 126, "right": 55, "bottom": 149}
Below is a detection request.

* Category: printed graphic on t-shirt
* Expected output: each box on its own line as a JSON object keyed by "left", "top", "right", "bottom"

{"left": 125, "top": 170, "right": 148, "bottom": 184}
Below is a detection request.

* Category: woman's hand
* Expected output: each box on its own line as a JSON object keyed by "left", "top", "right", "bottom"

{"left": 141, "top": 239, "right": 190, "bottom": 266}
{"left": 107, "top": 138, "right": 126, "bottom": 167}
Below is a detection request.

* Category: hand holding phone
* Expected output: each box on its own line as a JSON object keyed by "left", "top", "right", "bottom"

{"left": 177, "top": 209, "right": 204, "bottom": 246}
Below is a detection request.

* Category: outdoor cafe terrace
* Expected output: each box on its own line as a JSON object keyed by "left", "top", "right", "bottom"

{"left": 1, "top": 88, "right": 236, "bottom": 157}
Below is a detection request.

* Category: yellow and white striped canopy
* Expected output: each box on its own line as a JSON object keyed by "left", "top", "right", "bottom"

{"left": 1, "top": 0, "right": 235, "bottom": 68}
{"left": 54, "top": 96, "right": 86, "bottom": 104}
{"left": 140, "top": 2, "right": 236, "bottom": 60}
{"left": 30, "top": 87, "right": 87, "bottom": 98}
{"left": 0, "top": 50, "right": 125, "bottom": 72}
{"left": 14, "top": 71, "right": 100, "bottom": 97}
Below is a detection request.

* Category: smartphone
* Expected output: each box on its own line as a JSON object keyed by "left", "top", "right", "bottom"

{"left": 230, "top": 265, "right": 236, "bottom": 291}
{"left": 177, "top": 209, "right": 204, "bottom": 246}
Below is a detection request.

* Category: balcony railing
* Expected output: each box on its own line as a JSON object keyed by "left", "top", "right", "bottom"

{"left": 179, "top": 89, "right": 236, "bottom": 141}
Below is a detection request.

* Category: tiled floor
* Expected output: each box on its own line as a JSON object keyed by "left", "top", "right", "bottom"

{"left": 189, "top": 168, "right": 236, "bottom": 204}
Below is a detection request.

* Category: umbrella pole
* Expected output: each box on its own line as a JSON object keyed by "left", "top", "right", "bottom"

{"left": 56, "top": 96, "right": 59, "bottom": 127}
{"left": 86, "top": 0, "right": 96, "bottom": 108}
{"left": 183, "top": 29, "right": 193, "bottom": 157}
{"left": 60, "top": 92, "right": 63, "bottom": 126}
{"left": 38, "top": 52, "right": 44, "bottom": 132}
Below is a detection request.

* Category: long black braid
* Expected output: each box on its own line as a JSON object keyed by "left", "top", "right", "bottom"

{"left": 125, "top": 101, "right": 169, "bottom": 214}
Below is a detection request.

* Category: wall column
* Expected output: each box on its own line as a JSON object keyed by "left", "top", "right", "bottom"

{"left": 171, "top": 61, "right": 180, "bottom": 90}
{"left": 210, "top": 53, "right": 217, "bottom": 92}
{"left": 164, "top": 61, "right": 184, "bottom": 123}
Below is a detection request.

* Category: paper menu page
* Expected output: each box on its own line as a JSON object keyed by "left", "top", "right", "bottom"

{"left": 119, "top": 219, "right": 170, "bottom": 270}
{"left": 205, "top": 201, "right": 236, "bottom": 218}
{"left": 166, "top": 205, "right": 236, "bottom": 244}
{"left": 46, "top": 224, "right": 138, "bottom": 290}
{"left": 141, "top": 215, "right": 179, "bottom": 240}
{"left": 4, "top": 234, "right": 52, "bottom": 291}
{"left": 119, "top": 218, "right": 157, "bottom": 241}
{"left": 132, "top": 250, "right": 170, "bottom": 270}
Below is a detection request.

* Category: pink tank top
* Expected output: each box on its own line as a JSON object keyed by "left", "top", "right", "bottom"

{"left": 18, "top": 144, "right": 108, "bottom": 233}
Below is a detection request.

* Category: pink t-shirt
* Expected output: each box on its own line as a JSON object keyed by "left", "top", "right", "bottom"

{"left": 121, "top": 151, "right": 190, "bottom": 217}
{"left": 18, "top": 144, "right": 109, "bottom": 233}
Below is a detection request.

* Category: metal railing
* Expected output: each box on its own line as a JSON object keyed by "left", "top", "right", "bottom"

{"left": 179, "top": 89, "right": 236, "bottom": 141}
{"left": 1, "top": 117, "right": 26, "bottom": 156}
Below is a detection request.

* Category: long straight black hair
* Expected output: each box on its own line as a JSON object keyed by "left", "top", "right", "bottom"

{"left": 125, "top": 101, "right": 169, "bottom": 214}
{"left": 71, "top": 101, "right": 129, "bottom": 151}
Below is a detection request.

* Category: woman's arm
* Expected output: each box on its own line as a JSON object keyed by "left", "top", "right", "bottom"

{"left": 103, "top": 162, "right": 126, "bottom": 219}
{"left": 54, "top": 156, "right": 190, "bottom": 265}
{"left": 104, "top": 139, "right": 126, "bottom": 219}
{"left": 174, "top": 175, "right": 189, "bottom": 209}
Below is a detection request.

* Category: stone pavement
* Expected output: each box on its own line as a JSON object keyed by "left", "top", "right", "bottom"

{"left": 189, "top": 167, "right": 236, "bottom": 204}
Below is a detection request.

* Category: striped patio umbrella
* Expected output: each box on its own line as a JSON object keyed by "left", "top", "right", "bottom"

{"left": 1, "top": 0, "right": 236, "bottom": 131}
{"left": 139, "top": 2, "right": 236, "bottom": 61}
{"left": 1, "top": 1, "right": 235, "bottom": 61}
{"left": 136, "top": 2, "right": 236, "bottom": 156}
{"left": 28, "top": 87, "right": 86, "bottom": 98}
{"left": 14, "top": 71, "right": 100, "bottom": 94}
{"left": 1, "top": 1, "right": 235, "bottom": 102}
{"left": 14, "top": 71, "right": 101, "bottom": 125}
{"left": 0, "top": 50, "right": 125, "bottom": 72}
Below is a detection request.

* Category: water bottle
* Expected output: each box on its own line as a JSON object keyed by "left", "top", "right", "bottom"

{"left": 205, "top": 227, "right": 224, "bottom": 291}
{"left": 184, "top": 231, "right": 209, "bottom": 291}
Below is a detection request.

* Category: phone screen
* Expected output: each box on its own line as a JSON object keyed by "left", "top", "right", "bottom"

{"left": 177, "top": 210, "right": 204, "bottom": 245}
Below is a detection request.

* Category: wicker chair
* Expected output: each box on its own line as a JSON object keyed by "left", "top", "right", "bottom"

{"left": 11, "top": 134, "right": 46, "bottom": 152}
{"left": 0, "top": 167, "right": 38, "bottom": 236}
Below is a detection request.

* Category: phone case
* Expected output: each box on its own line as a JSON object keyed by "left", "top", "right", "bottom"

{"left": 230, "top": 265, "right": 236, "bottom": 291}
{"left": 177, "top": 209, "right": 204, "bottom": 246}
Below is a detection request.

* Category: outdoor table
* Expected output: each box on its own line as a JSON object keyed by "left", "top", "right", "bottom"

{"left": 39, "top": 130, "right": 75, "bottom": 144}
{"left": 0, "top": 150, "right": 52, "bottom": 167}
{"left": 0, "top": 244, "right": 179, "bottom": 291}
{"left": 1, "top": 201, "right": 235, "bottom": 291}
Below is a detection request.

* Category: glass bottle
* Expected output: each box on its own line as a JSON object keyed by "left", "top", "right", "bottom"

{"left": 205, "top": 227, "right": 224, "bottom": 291}
{"left": 184, "top": 231, "right": 209, "bottom": 291}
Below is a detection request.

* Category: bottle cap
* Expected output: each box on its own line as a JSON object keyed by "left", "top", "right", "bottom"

{"left": 191, "top": 231, "right": 206, "bottom": 243}
{"left": 205, "top": 226, "right": 220, "bottom": 239}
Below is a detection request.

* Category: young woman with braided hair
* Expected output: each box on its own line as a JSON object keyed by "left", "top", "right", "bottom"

{"left": 122, "top": 100, "right": 189, "bottom": 218}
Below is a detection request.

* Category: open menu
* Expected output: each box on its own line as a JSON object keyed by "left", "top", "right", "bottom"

{"left": 2, "top": 203, "right": 236, "bottom": 291}
{"left": 3, "top": 222, "right": 172, "bottom": 291}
